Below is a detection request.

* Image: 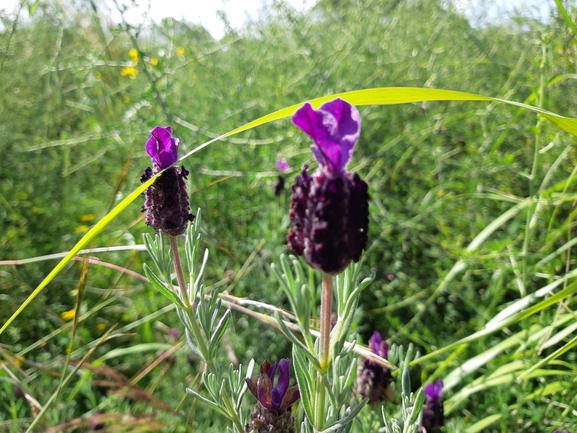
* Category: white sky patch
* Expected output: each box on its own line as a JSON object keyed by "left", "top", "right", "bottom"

{"left": 2, "top": 0, "right": 314, "bottom": 39}
{"left": 450, "top": 0, "right": 553, "bottom": 25}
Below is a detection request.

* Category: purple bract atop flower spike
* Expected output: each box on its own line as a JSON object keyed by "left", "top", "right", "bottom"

{"left": 245, "top": 359, "right": 300, "bottom": 433}
{"left": 425, "top": 378, "right": 444, "bottom": 400}
{"left": 369, "top": 331, "right": 389, "bottom": 359}
{"left": 246, "top": 359, "right": 300, "bottom": 413}
{"left": 146, "top": 126, "right": 179, "bottom": 169}
{"left": 292, "top": 99, "right": 361, "bottom": 174}
{"left": 288, "top": 98, "right": 369, "bottom": 275}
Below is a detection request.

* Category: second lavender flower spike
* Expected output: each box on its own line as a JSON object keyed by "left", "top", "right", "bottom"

{"left": 141, "top": 126, "right": 194, "bottom": 237}
{"left": 288, "top": 98, "right": 369, "bottom": 275}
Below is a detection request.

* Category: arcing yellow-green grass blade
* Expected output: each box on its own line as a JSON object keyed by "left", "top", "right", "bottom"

{"left": 5, "top": 86, "right": 577, "bottom": 336}
{"left": 214, "top": 87, "right": 577, "bottom": 140}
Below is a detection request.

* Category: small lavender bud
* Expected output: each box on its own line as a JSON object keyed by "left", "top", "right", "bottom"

{"left": 357, "top": 331, "right": 394, "bottom": 404}
{"left": 419, "top": 379, "right": 444, "bottom": 433}
{"left": 245, "top": 359, "right": 300, "bottom": 433}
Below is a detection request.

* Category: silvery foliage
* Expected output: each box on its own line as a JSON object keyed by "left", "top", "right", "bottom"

{"left": 380, "top": 345, "right": 425, "bottom": 433}
{"left": 144, "top": 210, "right": 254, "bottom": 431}
{"left": 272, "top": 257, "right": 371, "bottom": 432}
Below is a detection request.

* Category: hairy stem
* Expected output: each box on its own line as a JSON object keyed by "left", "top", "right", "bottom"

{"left": 169, "top": 236, "right": 210, "bottom": 363}
{"left": 170, "top": 236, "right": 190, "bottom": 306}
{"left": 313, "top": 273, "right": 333, "bottom": 431}
{"left": 319, "top": 273, "right": 333, "bottom": 369}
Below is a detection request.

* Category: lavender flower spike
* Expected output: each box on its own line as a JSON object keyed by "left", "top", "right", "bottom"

{"left": 357, "top": 331, "right": 393, "bottom": 404}
{"left": 141, "top": 126, "right": 194, "bottom": 237}
{"left": 146, "top": 126, "right": 179, "bottom": 169}
{"left": 288, "top": 98, "right": 369, "bottom": 275}
{"left": 245, "top": 359, "right": 300, "bottom": 433}
{"left": 419, "top": 378, "right": 444, "bottom": 433}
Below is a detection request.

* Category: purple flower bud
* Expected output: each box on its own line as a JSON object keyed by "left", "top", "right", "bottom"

{"left": 357, "top": 330, "right": 393, "bottom": 404}
{"left": 245, "top": 360, "right": 300, "bottom": 433}
{"left": 167, "top": 328, "right": 181, "bottom": 339}
{"left": 146, "top": 126, "right": 179, "bottom": 169}
{"left": 141, "top": 126, "right": 194, "bottom": 237}
{"left": 420, "top": 378, "right": 444, "bottom": 432}
{"left": 246, "top": 359, "right": 300, "bottom": 413}
{"left": 276, "top": 159, "right": 290, "bottom": 172}
{"left": 369, "top": 331, "right": 389, "bottom": 359}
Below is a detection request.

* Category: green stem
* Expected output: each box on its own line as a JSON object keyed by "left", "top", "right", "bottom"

{"left": 222, "top": 390, "right": 245, "bottom": 433}
{"left": 169, "top": 236, "right": 210, "bottom": 364}
{"left": 319, "top": 274, "right": 333, "bottom": 369}
{"left": 314, "top": 371, "right": 326, "bottom": 432}
{"left": 313, "top": 273, "right": 333, "bottom": 431}
{"left": 170, "top": 236, "right": 190, "bottom": 306}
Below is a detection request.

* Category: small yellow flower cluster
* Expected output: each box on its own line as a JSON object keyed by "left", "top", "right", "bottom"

{"left": 80, "top": 214, "right": 95, "bottom": 222}
{"left": 128, "top": 48, "right": 139, "bottom": 65}
{"left": 150, "top": 57, "right": 159, "bottom": 66}
{"left": 176, "top": 47, "right": 185, "bottom": 56}
{"left": 121, "top": 48, "right": 140, "bottom": 78}
{"left": 74, "top": 225, "right": 89, "bottom": 233}
{"left": 61, "top": 309, "right": 75, "bottom": 321}
{"left": 120, "top": 66, "right": 138, "bottom": 78}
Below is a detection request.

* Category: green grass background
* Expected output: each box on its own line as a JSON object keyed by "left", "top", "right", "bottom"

{"left": 0, "top": 0, "right": 576, "bottom": 431}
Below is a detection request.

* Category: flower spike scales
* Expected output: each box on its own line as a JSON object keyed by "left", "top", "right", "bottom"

{"left": 288, "top": 98, "right": 369, "bottom": 275}
{"left": 141, "top": 126, "right": 194, "bottom": 237}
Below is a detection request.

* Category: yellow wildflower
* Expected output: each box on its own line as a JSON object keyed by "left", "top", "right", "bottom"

{"left": 150, "top": 57, "right": 159, "bottom": 66}
{"left": 176, "top": 47, "right": 185, "bottom": 56}
{"left": 96, "top": 323, "right": 106, "bottom": 331}
{"left": 120, "top": 66, "right": 138, "bottom": 78}
{"left": 65, "top": 348, "right": 72, "bottom": 355}
{"left": 123, "top": 97, "right": 130, "bottom": 104}
{"left": 61, "top": 310, "right": 75, "bottom": 321}
{"left": 128, "top": 48, "right": 138, "bottom": 60}
{"left": 80, "top": 214, "right": 94, "bottom": 222}
{"left": 13, "top": 357, "right": 23, "bottom": 368}
{"left": 74, "top": 225, "right": 89, "bottom": 233}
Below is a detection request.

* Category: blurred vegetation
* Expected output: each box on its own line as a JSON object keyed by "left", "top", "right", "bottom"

{"left": 0, "top": 0, "right": 576, "bottom": 431}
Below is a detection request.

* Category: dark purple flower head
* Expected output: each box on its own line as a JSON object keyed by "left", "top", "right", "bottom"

{"left": 292, "top": 99, "right": 361, "bottom": 175}
{"left": 288, "top": 99, "right": 368, "bottom": 275}
{"left": 369, "top": 331, "right": 389, "bottom": 359}
{"left": 141, "top": 126, "right": 194, "bottom": 237}
{"left": 246, "top": 359, "right": 300, "bottom": 413}
{"left": 425, "top": 378, "right": 444, "bottom": 400}
{"left": 146, "top": 126, "right": 179, "bottom": 169}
